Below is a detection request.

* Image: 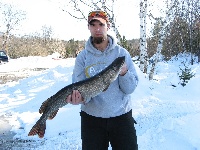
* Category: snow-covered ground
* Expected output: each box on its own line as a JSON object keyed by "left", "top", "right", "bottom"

{"left": 0, "top": 53, "right": 200, "bottom": 150}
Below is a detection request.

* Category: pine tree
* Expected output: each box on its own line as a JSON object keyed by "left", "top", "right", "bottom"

{"left": 178, "top": 64, "right": 195, "bottom": 87}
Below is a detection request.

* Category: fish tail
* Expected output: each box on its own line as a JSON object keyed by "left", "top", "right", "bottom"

{"left": 48, "top": 109, "right": 59, "bottom": 120}
{"left": 28, "top": 122, "right": 46, "bottom": 138}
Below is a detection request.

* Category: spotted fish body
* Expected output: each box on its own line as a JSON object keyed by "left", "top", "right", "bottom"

{"left": 28, "top": 56, "right": 125, "bottom": 138}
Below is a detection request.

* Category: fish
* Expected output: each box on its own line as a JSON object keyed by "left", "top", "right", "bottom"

{"left": 28, "top": 56, "right": 125, "bottom": 138}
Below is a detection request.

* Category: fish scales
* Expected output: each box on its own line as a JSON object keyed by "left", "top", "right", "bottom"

{"left": 28, "top": 56, "right": 125, "bottom": 138}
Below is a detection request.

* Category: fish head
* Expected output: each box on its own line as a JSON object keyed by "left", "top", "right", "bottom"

{"left": 111, "top": 56, "right": 125, "bottom": 72}
{"left": 103, "top": 56, "right": 125, "bottom": 84}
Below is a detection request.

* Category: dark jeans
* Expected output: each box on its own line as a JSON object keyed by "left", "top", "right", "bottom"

{"left": 80, "top": 110, "right": 138, "bottom": 150}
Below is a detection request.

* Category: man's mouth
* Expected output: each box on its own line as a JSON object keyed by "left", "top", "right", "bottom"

{"left": 95, "top": 33, "right": 103, "bottom": 36}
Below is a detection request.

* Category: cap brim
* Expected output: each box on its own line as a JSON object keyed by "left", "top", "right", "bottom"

{"left": 89, "top": 17, "right": 106, "bottom": 24}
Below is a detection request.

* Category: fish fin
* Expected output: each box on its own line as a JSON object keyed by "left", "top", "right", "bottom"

{"left": 39, "top": 98, "right": 49, "bottom": 114}
{"left": 28, "top": 122, "right": 46, "bottom": 138}
{"left": 48, "top": 109, "right": 59, "bottom": 120}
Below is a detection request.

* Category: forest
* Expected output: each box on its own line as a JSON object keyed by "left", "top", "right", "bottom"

{"left": 0, "top": 0, "right": 199, "bottom": 78}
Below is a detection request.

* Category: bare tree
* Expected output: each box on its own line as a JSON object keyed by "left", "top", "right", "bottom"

{"left": 139, "top": 0, "right": 148, "bottom": 73}
{"left": 148, "top": 0, "right": 175, "bottom": 80}
{"left": 51, "top": 0, "right": 122, "bottom": 41}
{"left": 148, "top": 17, "right": 169, "bottom": 80}
{"left": 184, "top": 0, "right": 199, "bottom": 65}
{"left": 148, "top": 0, "right": 199, "bottom": 80}
{"left": 0, "top": 3, "right": 26, "bottom": 55}
{"left": 167, "top": 0, "right": 200, "bottom": 64}
{"left": 41, "top": 25, "right": 53, "bottom": 44}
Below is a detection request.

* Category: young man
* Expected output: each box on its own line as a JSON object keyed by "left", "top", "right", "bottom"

{"left": 66, "top": 10, "right": 138, "bottom": 150}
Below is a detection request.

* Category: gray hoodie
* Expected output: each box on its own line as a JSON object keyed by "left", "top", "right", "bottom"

{"left": 72, "top": 35, "right": 138, "bottom": 118}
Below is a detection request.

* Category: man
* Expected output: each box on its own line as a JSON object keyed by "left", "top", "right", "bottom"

{"left": 66, "top": 10, "right": 138, "bottom": 150}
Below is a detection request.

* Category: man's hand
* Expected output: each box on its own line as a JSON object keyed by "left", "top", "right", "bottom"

{"left": 66, "top": 90, "right": 84, "bottom": 105}
{"left": 120, "top": 63, "right": 128, "bottom": 76}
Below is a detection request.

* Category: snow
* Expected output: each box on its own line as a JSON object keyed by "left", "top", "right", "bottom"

{"left": 0, "top": 53, "right": 200, "bottom": 149}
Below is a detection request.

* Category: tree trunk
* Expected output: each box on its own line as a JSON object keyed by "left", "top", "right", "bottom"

{"left": 2, "top": 30, "right": 9, "bottom": 54}
{"left": 139, "top": 0, "right": 148, "bottom": 73}
{"left": 149, "top": 33, "right": 164, "bottom": 80}
{"left": 148, "top": 1, "right": 174, "bottom": 80}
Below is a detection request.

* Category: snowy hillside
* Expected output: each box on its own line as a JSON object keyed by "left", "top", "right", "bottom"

{"left": 0, "top": 53, "right": 200, "bottom": 149}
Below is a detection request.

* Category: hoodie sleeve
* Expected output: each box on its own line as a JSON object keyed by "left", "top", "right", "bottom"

{"left": 118, "top": 50, "right": 139, "bottom": 94}
{"left": 72, "top": 50, "right": 86, "bottom": 83}
{"left": 72, "top": 50, "right": 91, "bottom": 104}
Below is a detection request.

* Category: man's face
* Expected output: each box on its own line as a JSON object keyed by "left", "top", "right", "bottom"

{"left": 88, "top": 20, "right": 110, "bottom": 44}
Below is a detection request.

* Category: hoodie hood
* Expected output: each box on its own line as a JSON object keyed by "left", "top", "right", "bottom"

{"left": 85, "top": 34, "right": 117, "bottom": 56}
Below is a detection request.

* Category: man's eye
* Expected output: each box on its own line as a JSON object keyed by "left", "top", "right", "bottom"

{"left": 100, "top": 23, "right": 105, "bottom": 26}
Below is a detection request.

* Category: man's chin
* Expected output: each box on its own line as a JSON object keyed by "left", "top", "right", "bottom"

{"left": 92, "top": 37, "right": 104, "bottom": 44}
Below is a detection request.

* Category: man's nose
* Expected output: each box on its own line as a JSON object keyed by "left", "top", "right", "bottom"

{"left": 95, "top": 27, "right": 100, "bottom": 31}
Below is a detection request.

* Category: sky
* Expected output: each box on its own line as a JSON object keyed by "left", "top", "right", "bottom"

{"left": 0, "top": 53, "right": 200, "bottom": 149}
{"left": 0, "top": 0, "right": 163, "bottom": 41}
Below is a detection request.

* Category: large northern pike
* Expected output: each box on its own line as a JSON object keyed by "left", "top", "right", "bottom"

{"left": 28, "top": 56, "right": 125, "bottom": 138}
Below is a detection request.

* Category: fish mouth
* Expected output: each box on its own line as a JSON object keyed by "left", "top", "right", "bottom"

{"left": 115, "top": 64, "right": 124, "bottom": 71}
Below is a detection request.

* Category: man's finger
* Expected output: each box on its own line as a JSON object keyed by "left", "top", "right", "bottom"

{"left": 71, "top": 90, "right": 76, "bottom": 103}
{"left": 74, "top": 90, "right": 80, "bottom": 104}
{"left": 66, "top": 94, "right": 72, "bottom": 103}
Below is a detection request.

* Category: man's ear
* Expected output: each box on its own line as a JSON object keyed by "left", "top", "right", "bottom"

{"left": 107, "top": 23, "right": 110, "bottom": 30}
